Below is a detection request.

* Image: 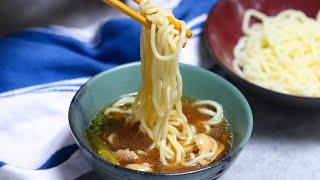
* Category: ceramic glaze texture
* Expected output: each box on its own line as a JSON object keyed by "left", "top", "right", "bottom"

{"left": 69, "top": 62, "right": 253, "bottom": 180}
{"left": 205, "top": 0, "right": 320, "bottom": 107}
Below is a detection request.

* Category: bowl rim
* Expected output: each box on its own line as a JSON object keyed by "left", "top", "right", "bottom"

{"left": 68, "top": 62, "right": 253, "bottom": 176}
{"left": 204, "top": 0, "right": 320, "bottom": 102}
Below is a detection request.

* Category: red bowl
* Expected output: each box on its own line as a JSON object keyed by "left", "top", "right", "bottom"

{"left": 204, "top": 0, "right": 320, "bottom": 107}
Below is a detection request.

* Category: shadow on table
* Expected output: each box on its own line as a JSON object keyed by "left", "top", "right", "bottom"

{"left": 245, "top": 92, "right": 320, "bottom": 141}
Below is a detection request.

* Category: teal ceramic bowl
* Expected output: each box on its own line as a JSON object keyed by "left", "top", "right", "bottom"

{"left": 69, "top": 62, "right": 253, "bottom": 180}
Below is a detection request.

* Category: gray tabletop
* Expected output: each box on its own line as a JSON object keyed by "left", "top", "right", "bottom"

{"left": 2, "top": 0, "right": 319, "bottom": 179}
{"left": 220, "top": 93, "right": 320, "bottom": 180}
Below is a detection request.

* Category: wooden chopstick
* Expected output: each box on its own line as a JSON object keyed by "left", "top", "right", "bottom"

{"left": 102, "top": 0, "right": 149, "bottom": 27}
{"left": 102, "top": 0, "right": 192, "bottom": 38}
{"left": 133, "top": 0, "right": 192, "bottom": 38}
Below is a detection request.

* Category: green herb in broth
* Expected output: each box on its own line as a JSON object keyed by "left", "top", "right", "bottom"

{"left": 87, "top": 108, "right": 123, "bottom": 165}
{"left": 86, "top": 128, "right": 119, "bottom": 165}
{"left": 90, "top": 111, "right": 105, "bottom": 133}
{"left": 90, "top": 109, "right": 122, "bottom": 133}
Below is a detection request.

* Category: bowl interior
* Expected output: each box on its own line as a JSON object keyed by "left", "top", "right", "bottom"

{"left": 205, "top": 0, "right": 320, "bottom": 72}
{"left": 69, "top": 62, "right": 252, "bottom": 173}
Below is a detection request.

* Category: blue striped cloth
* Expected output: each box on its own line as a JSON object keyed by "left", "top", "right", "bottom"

{"left": 0, "top": 0, "right": 217, "bottom": 179}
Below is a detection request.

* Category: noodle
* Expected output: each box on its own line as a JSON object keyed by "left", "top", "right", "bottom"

{"left": 108, "top": 133, "right": 116, "bottom": 144}
{"left": 131, "top": 0, "right": 191, "bottom": 165}
{"left": 103, "top": 0, "right": 225, "bottom": 167}
{"left": 137, "top": 150, "right": 148, "bottom": 155}
{"left": 233, "top": 9, "right": 320, "bottom": 97}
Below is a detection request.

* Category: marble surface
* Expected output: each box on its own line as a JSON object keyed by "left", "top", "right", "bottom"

{"left": 1, "top": 0, "right": 319, "bottom": 179}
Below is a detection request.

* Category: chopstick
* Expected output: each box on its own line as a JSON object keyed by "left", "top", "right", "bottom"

{"left": 101, "top": 0, "right": 192, "bottom": 38}
{"left": 132, "top": 0, "right": 192, "bottom": 38}
{"left": 102, "top": 0, "right": 149, "bottom": 27}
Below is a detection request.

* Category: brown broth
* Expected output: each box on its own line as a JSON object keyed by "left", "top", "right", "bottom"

{"left": 89, "top": 97, "right": 232, "bottom": 173}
